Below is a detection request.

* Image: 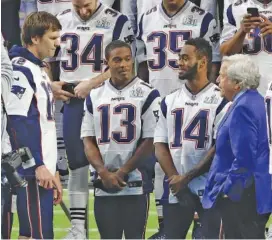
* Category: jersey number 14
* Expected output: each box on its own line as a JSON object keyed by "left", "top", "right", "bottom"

{"left": 171, "top": 108, "right": 210, "bottom": 149}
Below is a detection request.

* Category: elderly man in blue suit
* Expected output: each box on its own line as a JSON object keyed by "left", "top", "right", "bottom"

{"left": 202, "top": 54, "right": 272, "bottom": 239}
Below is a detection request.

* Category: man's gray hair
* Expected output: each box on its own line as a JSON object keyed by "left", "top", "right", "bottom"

{"left": 222, "top": 54, "right": 260, "bottom": 90}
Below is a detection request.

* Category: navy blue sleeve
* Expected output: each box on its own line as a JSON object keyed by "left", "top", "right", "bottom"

{"left": 142, "top": 89, "right": 160, "bottom": 116}
{"left": 86, "top": 94, "right": 93, "bottom": 114}
{"left": 8, "top": 97, "right": 44, "bottom": 168}
{"left": 137, "top": 14, "right": 144, "bottom": 40}
{"left": 200, "top": 12, "right": 214, "bottom": 38}
{"left": 112, "top": 14, "right": 130, "bottom": 41}
{"left": 227, "top": 4, "right": 236, "bottom": 27}
{"left": 161, "top": 97, "right": 167, "bottom": 119}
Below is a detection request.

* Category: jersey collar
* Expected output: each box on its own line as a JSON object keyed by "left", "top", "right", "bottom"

{"left": 9, "top": 45, "right": 45, "bottom": 67}
{"left": 108, "top": 76, "right": 138, "bottom": 93}
{"left": 183, "top": 81, "right": 213, "bottom": 100}
{"left": 160, "top": 0, "right": 190, "bottom": 21}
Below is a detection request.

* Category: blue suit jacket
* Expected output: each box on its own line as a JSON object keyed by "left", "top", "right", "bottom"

{"left": 202, "top": 90, "right": 272, "bottom": 214}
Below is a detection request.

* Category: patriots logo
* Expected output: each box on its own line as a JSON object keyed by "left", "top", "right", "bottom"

{"left": 124, "top": 35, "right": 135, "bottom": 44}
{"left": 11, "top": 85, "right": 26, "bottom": 99}
{"left": 210, "top": 33, "right": 220, "bottom": 43}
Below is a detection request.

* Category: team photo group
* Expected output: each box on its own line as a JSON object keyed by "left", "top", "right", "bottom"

{"left": 1, "top": 0, "right": 272, "bottom": 239}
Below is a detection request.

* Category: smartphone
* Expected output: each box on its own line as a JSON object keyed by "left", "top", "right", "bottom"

{"left": 62, "top": 83, "right": 75, "bottom": 94}
{"left": 247, "top": 7, "right": 259, "bottom": 17}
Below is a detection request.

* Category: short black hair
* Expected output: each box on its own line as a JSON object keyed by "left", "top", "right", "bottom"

{"left": 185, "top": 37, "right": 213, "bottom": 74}
{"left": 105, "top": 40, "right": 132, "bottom": 60}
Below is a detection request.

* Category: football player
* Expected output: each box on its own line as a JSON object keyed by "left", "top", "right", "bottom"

{"left": 136, "top": 0, "right": 221, "bottom": 236}
{"left": 154, "top": 38, "right": 228, "bottom": 239}
{"left": 81, "top": 40, "right": 160, "bottom": 239}
{"left": 36, "top": 1, "right": 74, "bottom": 183}
{"left": 49, "top": 0, "right": 134, "bottom": 238}
{"left": 6, "top": 12, "right": 63, "bottom": 239}
{"left": 37, "top": 0, "right": 115, "bottom": 16}
{"left": 220, "top": 0, "right": 272, "bottom": 96}
{"left": 136, "top": 0, "right": 221, "bottom": 96}
{"left": 37, "top": 0, "right": 72, "bottom": 15}
{"left": 1, "top": 34, "right": 14, "bottom": 240}
{"left": 190, "top": 0, "right": 218, "bottom": 16}
{"left": 121, "top": 0, "right": 161, "bottom": 34}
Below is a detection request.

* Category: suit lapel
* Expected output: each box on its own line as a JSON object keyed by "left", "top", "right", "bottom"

{"left": 217, "top": 91, "right": 247, "bottom": 134}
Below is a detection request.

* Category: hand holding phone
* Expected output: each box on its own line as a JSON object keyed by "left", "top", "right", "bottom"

{"left": 247, "top": 7, "right": 259, "bottom": 17}
{"left": 240, "top": 8, "right": 261, "bottom": 33}
{"left": 62, "top": 83, "right": 75, "bottom": 94}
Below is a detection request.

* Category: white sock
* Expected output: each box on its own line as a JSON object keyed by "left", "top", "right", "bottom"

{"left": 68, "top": 166, "right": 89, "bottom": 230}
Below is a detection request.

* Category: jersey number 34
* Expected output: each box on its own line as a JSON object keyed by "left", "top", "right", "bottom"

{"left": 61, "top": 34, "right": 104, "bottom": 72}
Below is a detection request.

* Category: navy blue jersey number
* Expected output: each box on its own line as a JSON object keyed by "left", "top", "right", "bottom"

{"left": 147, "top": 31, "right": 192, "bottom": 70}
{"left": 61, "top": 33, "right": 104, "bottom": 72}
{"left": 98, "top": 104, "right": 136, "bottom": 144}
{"left": 171, "top": 109, "right": 209, "bottom": 149}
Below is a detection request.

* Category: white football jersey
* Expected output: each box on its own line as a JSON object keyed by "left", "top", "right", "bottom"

{"left": 221, "top": 0, "right": 272, "bottom": 96}
{"left": 199, "top": 0, "right": 217, "bottom": 16}
{"left": 154, "top": 82, "right": 229, "bottom": 203}
{"left": 37, "top": 0, "right": 116, "bottom": 16}
{"left": 81, "top": 77, "right": 160, "bottom": 196}
{"left": 37, "top": 0, "right": 72, "bottom": 16}
{"left": 101, "top": 0, "right": 115, "bottom": 7}
{"left": 7, "top": 56, "right": 57, "bottom": 175}
{"left": 265, "top": 81, "right": 272, "bottom": 174}
{"left": 136, "top": 1, "right": 221, "bottom": 97}
{"left": 57, "top": 3, "right": 134, "bottom": 83}
{"left": 120, "top": 0, "right": 161, "bottom": 33}
{"left": 224, "top": 0, "right": 236, "bottom": 11}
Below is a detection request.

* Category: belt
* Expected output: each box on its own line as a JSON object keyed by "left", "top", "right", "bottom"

{"left": 126, "top": 181, "right": 142, "bottom": 188}
{"left": 93, "top": 179, "right": 142, "bottom": 193}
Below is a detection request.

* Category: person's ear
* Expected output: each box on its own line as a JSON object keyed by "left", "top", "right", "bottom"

{"left": 234, "top": 82, "right": 241, "bottom": 91}
{"left": 198, "top": 57, "right": 206, "bottom": 69}
{"left": 31, "top": 36, "right": 40, "bottom": 45}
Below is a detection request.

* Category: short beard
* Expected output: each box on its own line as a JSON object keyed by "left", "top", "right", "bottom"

{"left": 179, "top": 63, "right": 198, "bottom": 81}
